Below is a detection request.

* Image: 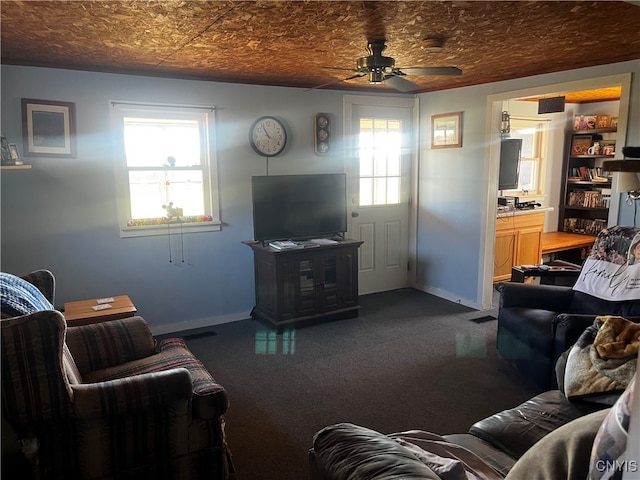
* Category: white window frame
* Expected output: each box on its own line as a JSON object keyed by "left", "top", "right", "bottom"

{"left": 111, "top": 101, "right": 221, "bottom": 238}
{"left": 502, "top": 116, "right": 549, "bottom": 196}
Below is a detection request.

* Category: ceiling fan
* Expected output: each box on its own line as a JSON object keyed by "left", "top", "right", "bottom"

{"left": 317, "top": 39, "right": 462, "bottom": 92}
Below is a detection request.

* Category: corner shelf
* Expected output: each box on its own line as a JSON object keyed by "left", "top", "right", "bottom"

{"left": 1, "top": 165, "right": 31, "bottom": 170}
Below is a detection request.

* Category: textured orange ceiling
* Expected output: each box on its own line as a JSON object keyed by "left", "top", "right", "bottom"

{"left": 521, "top": 86, "right": 622, "bottom": 104}
{"left": 2, "top": 1, "right": 639, "bottom": 94}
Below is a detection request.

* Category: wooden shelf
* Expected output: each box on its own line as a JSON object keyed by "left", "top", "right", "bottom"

{"left": 1, "top": 164, "right": 31, "bottom": 170}
{"left": 571, "top": 127, "right": 617, "bottom": 135}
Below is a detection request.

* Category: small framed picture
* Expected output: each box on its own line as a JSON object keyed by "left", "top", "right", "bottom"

{"left": 610, "top": 117, "right": 619, "bottom": 128}
{"left": 571, "top": 135, "right": 592, "bottom": 156}
{"left": 596, "top": 115, "right": 611, "bottom": 129}
{"left": 8, "top": 144, "right": 23, "bottom": 165}
{"left": 431, "top": 112, "right": 462, "bottom": 149}
{"left": 574, "top": 115, "right": 589, "bottom": 130}
{"left": 22, "top": 98, "right": 76, "bottom": 158}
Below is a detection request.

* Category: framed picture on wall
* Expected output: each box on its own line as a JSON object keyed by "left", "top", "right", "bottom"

{"left": 431, "top": 112, "right": 462, "bottom": 149}
{"left": 21, "top": 98, "right": 76, "bottom": 158}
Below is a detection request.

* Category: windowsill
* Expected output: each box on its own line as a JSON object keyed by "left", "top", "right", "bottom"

{"left": 120, "top": 221, "right": 222, "bottom": 238}
{"left": 502, "top": 192, "right": 548, "bottom": 200}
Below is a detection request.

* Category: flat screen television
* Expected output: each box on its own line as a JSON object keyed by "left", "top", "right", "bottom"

{"left": 251, "top": 173, "right": 348, "bottom": 242}
{"left": 498, "top": 138, "right": 523, "bottom": 190}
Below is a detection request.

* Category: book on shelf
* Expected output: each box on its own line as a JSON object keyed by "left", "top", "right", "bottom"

{"left": 568, "top": 189, "right": 610, "bottom": 208}
{"left": 563, "top": 218, "right": 607, "bottom": 235}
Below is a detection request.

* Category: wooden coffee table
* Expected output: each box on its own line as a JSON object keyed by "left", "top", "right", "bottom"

{"left": 63, "top": 295, "right": 137, "bottom": 326}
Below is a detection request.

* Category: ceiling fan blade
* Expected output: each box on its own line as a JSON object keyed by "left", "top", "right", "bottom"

{"left": 306, "top": 73, "right": 366, "bottom": 91}
{"left": 384, "top": 74, "right": 419, "bottom": 93}
{"left": 320, "top": 66, "right": 359, "bottom": 72}
{"left": 399, "top": 67, "right": 462, "bottom": 76}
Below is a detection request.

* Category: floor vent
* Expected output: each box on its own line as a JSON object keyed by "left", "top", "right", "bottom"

{"left": 469, "top": 315, "right": 497, "bottom": 324}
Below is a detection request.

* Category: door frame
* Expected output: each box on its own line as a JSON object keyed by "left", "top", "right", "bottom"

{"left": 482, "top": 73, "right": 632, "bottom": 309}
{"left": 343, "top": 94, "right": 420, "bottom": 289}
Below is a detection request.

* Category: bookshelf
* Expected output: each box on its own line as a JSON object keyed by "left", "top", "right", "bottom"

{"left": 558, "top": 127, "right": 616, "bottom": 235}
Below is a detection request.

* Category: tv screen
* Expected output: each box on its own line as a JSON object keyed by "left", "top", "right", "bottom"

{"left": 498, "top": 138, "right": 522, "bottom": 190}
{"left": 251, "top": 174, "right": 348, "bottom": 242}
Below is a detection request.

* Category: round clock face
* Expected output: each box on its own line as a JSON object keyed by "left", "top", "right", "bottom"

{"left": 249, "top": 116, "right": 287, "bottom": 157}
{"left": 317, "top": 115, "right": 329, "bottom": 128}
{"left": 318, "top": 129, "right": 328, "bottom": 141}
{"left": 317, "top": 141, "right": 329, "bottom": 153}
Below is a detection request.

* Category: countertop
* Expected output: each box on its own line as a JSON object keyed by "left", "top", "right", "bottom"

{"left": 497, "top": 206, "right": 554, "bottom": 218}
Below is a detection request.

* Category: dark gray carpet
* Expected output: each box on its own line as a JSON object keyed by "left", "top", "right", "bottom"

{"left": 184, "top": 288, "right": 542, "bottom": 480}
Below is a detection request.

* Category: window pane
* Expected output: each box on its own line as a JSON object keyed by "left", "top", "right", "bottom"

{"left": 517, "top": 160, "right": 536, "bottom": 191}
{"left": 387, "top": 153, "right": 400, "bottom": 176}
{"left": 129, "top": 170, "right": 204, "bottom": 220}
{"left": 387, "top": 177, "right": 400, "bottom": 204}
{"left": 124, "top": 118, "right": 201, "bottom": 167}
{"left": 360, "top": 178, "right": 373, "bottom": 206}
{"left": 374, "top": 178, "right": 387, "bottom": 205}
{"left": 360, "top": 151, "right": 373, "bottom": 176}
{"left": 129, "top": 171, "right": 165, "bottom": 219}
{"left": 513, "top": 127, "right": 535, "bottom": 158}
{"left": 374, "top": 151, "right": 387, "bottom": 176}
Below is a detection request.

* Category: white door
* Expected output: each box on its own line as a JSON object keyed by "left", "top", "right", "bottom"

{"left": 344, "top": 97, "right": 415, "bottom": 294}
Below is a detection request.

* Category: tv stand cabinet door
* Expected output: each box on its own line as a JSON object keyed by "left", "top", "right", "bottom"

{"left": 253, "top": 251, "right": 297, "bottom": 322}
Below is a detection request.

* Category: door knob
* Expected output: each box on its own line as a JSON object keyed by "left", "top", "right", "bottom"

{"left": 351, "top": 211, "right": 359, "bottom": 218}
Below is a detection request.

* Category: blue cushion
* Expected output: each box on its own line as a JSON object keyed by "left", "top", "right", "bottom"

{"left": 1, "top": 272, "right": 54, "bottom": 317}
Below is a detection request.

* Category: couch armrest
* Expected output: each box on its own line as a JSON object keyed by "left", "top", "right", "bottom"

{"left": 554, "top": 314, "right": 640, "bottom": 357}
{"left": 498, "top": 282, "right": 575, "bottom": 311}
{"left": 469, "top": 390, "right": 606, "bottom": 460}
{"left": 66, "top": 316, "right": 157, "bottom": 374}
{"left": 311, "top": 423, "right": 439, "bottom": 480}
{"left": 72, "top": 368, "right": 192, "bottom": 418}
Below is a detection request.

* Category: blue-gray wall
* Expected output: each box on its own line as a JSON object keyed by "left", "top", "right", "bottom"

{"left": 1, "top": 66, "right": 352, "bottom": 333}
{"left": 415, "top": 60, "right": 640, "bottom": 307}
{"left": 2, "top": 61, "right": 639, "bottom": 332}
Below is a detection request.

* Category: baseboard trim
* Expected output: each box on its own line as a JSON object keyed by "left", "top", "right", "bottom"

{"left": 412, "top": 282, "right": 480, "bottom": 310}
{"left": 150, "top": 310, "right": 250, "bottom": 336}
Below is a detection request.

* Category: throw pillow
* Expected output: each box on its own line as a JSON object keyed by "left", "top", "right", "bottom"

{"left": 504, "top": 409, "right": 610, "bottom": 480}
{"left": 0, "top": 272, "right": 54, "bottom": 317}
{"left": 588, "top": 374, "right": 636, "bottom": 479}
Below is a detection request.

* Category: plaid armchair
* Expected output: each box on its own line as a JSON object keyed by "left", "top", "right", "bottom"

{"left": 1, "top": 270, "right": 233, "bottom": 480}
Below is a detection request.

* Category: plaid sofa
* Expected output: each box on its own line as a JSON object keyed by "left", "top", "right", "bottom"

{"left": 1, "top": 270, "right": 233, "bottom": 480}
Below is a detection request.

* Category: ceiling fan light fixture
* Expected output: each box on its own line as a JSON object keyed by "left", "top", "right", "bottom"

{"left": 368, "top": 70, "right": 385, "bottom": 84}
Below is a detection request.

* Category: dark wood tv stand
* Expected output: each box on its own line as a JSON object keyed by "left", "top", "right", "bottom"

{"left": 243, "top": 239, "right": 363, "bottom": 332}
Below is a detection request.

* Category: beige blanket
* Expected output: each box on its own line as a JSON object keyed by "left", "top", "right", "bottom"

{"left": 564, "top": 316, "right": 638, "bottom": 401}
{"left": 593, "top": 315, "right": 640, "bottom": 359}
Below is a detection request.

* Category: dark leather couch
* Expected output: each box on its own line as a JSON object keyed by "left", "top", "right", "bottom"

{"left": 497, "top": 282, "right": 640, "bottom": 390}
{"left": 309, "top": 389, "right": 607, "bottom": 480}
{"left": 497, "top": 225, "right": 640, "bottom": 390}
{"left": 308, "top": 347, "right": 639, "bottom": 479}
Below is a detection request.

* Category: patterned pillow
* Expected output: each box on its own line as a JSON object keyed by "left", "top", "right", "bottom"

{"left": 0, "top": 272, "right": 54, "bottom": 317}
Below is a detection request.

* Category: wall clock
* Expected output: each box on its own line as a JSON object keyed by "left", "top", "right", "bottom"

{"left": 249, "top": 116, "right": 287, "bottom": 157}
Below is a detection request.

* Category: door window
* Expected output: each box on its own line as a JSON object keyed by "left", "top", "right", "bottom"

{"left": 358, "top": 118, "right": 402, "bottom": 206}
